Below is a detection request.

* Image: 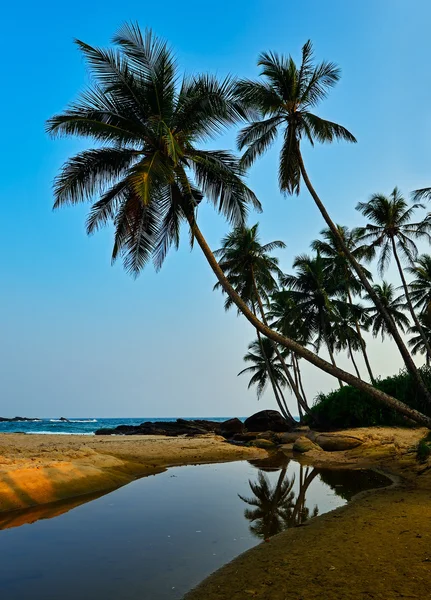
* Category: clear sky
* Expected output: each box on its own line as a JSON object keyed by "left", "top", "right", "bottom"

{"left": 2, "top": 0, "right": 431, "bottom": 417}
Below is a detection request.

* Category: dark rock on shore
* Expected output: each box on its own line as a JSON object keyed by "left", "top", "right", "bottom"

{"left": 95, "top": 419, "right": 224, "bottom": 437}
{"left": 0, "top": 417, "right": 41, "bottom": 422}
{"left": 219, "top": 418, "right": 244, "bottom": 438}
{"left": 244, "top": 410, "right": 292, "bottom": 433}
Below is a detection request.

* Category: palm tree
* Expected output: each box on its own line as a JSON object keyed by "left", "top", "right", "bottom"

{"left": 48, "top": 24, "right": 431, "bottom": 427}
{"left": 238, "top": 338, "right": 295, "bottom": 423}
{"left": 364, "top": 282, "right": 410, "bottom": 341}
{"left": 356, "top": 188, "right": 431, "bottom": 359}
{"left": 282, "top": 253, "right": 355, "bottom": 388}
{"left": 406, "top": 254, "right": 431, "bottom": 321}
{"left": 311, "top": 226, "right": 375, "bottom": 382}
{"left": 214, "top": 224, "right": 308, "bottom": 416}
{"left": 331, "top": 303, "right": 365, "bottom": 380}
{"left": 234, "top": 40, "right": 431, "bottom": 403}
{"left": 408, "top": 315, "right": 431, "bottom": 367}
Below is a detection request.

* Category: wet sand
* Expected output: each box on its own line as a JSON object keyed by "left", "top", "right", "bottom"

{"left": 0, "top": 433, "right": 265, "bottom": 514}
{"left": 186, "top": 427, "right": 431, "bottom": 600}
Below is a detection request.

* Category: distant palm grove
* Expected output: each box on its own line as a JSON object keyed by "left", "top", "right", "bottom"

{"left": 47, "top": 23, "right": 431, "bottom": 427}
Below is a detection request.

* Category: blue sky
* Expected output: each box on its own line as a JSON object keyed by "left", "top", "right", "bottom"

{"left": 1, "top": 0, "right": 431, "bottom": 417}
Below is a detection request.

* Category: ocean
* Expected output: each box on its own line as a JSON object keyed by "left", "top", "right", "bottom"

{"left": 0, "top": 417, "right": 236, "bottom": 435}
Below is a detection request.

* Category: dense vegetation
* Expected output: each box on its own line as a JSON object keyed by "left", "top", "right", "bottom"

{"left": 305, "top": 368, "right": 431, "bottom": 428}
{"left": 48, "top": 23, "right": 431, "bottom": 428}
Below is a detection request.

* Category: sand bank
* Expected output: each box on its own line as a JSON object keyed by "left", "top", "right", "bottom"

{"left": 186, "top": 426, "right": 431, "bottom": 600}
{"left": 0, "top": 433, "right": 265, "bottom": 516}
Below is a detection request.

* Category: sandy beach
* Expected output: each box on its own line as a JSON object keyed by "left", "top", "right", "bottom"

{"left": 0, "top": 433, "right": 265, "bottom": 517}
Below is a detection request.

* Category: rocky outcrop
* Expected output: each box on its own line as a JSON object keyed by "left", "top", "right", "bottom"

{"left": 314, "top": 433, "right": 364, "bottom": 452}
{"left": 244, "top": 410, "right": 291, "bottom": 433}
{"left": 95, "top": 419, "right": 223, "bottom": 437}
{"left": 293, "top": 436, "right": 320, "bottom": 453}
{"left": 219, "top": 418, "right": 244, "bottom": 438}
{"left": 0, "top": 417, "right": 41, "bottom": 422}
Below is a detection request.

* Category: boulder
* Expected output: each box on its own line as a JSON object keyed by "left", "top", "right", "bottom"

{"left": 275, "top": 431, "right": 304, "bottom": 444}
{"left": 244, "top": 410, "right": 291, "bottom": 433}
{"left": 219, "top": 418, "right": 244, "bottom": 438}
{"left": 293, "top": 436, "right": 320, "bottom": 453}
{"left": 232, "top": 432, "right": 258, "bottom": 442}
{"left": 247, "top": 439, "right": 276, "bottom": 449}
{"left": 315, "top": 433, "right": 363, "bottom": 452}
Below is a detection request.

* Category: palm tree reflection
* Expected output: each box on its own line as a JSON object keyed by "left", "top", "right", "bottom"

{"left": 239, "top": 463, "right": 319, "bottom": 539}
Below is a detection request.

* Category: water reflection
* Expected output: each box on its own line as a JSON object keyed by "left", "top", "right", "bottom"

{"left": 240, "top": 459, "right": 319, "bottom": 539}
{"left": 241, "top": 455, "right": 390, "bottom": 540}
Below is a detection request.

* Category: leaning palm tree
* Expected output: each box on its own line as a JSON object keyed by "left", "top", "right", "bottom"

{"left": 356, "top": 188, "right": 431, "bottom": 359}
{"left": 214, "top": 224, "right": 308, "bottom": 416}
{"left": 234, "top": 40, "right": 430, "bottom": 402}
{"left": 48, "top": 24, "right": 431, "bottom": 426}
{"left": 406, "top": 254, "right": 431, "bottom": 321}
{"left": 238, "top": 338, "right": 295, "bottom": 423}
{"left": 311, "top": 226, "right": 375, "bottom": 382}
{"left": 364, "top": 282, "right": 410, "bottom": 341}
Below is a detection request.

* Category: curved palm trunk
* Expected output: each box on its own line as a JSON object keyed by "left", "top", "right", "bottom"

{"left": 187, "top": 215, "right": 431, "bottom": 427}
{"left": 251, "top": 271, "right": 312, "bottom": 417}
{"left": 347, "top": 289, "right": 375, "bottom": 383}
{"left": 326, "top": 340, "right": 343, "bottom": 389}
{"left": 292, "top": 358, "right": 304, "bottom": 420}
{"left": 391, "top": 237, "right": 431, "bottom": 361}
{"left": 347, "top": 338, "right": 362, "bottom": 379}
{"left": 297, "top": 151, "right": 431, "bottom": 405}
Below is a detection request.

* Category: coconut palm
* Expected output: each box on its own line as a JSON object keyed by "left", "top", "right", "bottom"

{"left": 364, "top": 282, "right": 410, "bottom": 341}
{"left": 48, "top": 25, "right": 431, "bottom": 426}
{"left": 238, "top": 338, "right": 295, "bottom": 423}
{"left": 331, "top": 303, "right": 365, "bottom": 380}
{"left": 282, "top": 253, "right": 357, "bottom": 387}
{"left": 214, "top": 224, "right": 308, "bottom": 416}
{"left": 356, "top": 188, "right": 431, "bottom": 359}
{"left": 46, "top": 24, "right": 260, "bottom": 276}
{"left": 311, "top": 226, "right": 375, "bottom": 382}
{"left": 406, "top": 254, "right": 431, "bottom": 321}
{"left": 234, "top": 40, "right": 430, "bottom": 402}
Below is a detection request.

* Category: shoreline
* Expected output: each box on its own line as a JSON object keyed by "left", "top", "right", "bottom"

{"left": 186, "top": 427, "right": 431, "bottom": 600}
{"left": 0, "top": 433, "right": 266, "bottom": 518}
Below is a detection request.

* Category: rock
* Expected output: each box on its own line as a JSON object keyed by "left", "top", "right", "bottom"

{"left": 275, "top": 431, "right": 304, "bottom": 444}
{"left": 95, "top": 419, "right": 222, "bottom": 437}
{"left": 219, "top": 418, "right": 244, "bottom": 438}
{"left": 0, "top": 417, "right": 41, "bottom": 422}
{"left": 293, "top": 436, "right": 320, "bottom": 453}
{"left": 232, "top": 432, "right": 258, "bottom": 442}
{"left": 59, "top": 417, "right": 70, "bottom": 423}
{"left": 315, "top": 433, "right": 363, "bottom": 452}
{"left": 244, "top": 410, "right": 291, "bottom": 433}
{"left": 247, "top": 439, "right": 276, "bottom": 449}
{"left": 256, "top": 431, "right": 277, "bottom": 441}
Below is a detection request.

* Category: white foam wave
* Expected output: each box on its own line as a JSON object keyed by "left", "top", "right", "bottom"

{"left": 49, "top": 419, "right": 98, "bottom": 423}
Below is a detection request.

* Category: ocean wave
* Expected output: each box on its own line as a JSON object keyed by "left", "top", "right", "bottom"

{"left": 49, "top": 419, "right": 98, "bottom": 423}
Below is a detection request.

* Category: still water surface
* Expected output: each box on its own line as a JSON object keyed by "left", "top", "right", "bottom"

{"left": 0, "top": 455, "right": 389, "bottom": 600}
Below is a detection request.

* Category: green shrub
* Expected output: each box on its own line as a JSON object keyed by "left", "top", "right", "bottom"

{"left": 417, "top": 438, "right": 431, "bottom": 463}
{"left": 305, "top": 367, "right": 431, "bottom": 429}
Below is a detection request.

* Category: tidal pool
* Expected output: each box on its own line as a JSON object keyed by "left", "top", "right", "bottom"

{"left": 0, "top": 455, "right": 389, "bottom": 600}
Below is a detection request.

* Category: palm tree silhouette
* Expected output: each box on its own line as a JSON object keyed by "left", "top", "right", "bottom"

{"left": 234, "top": 40, "right": 430, "bottom": 403}
{"left": 356, "top": 188, "right": 431, "bottom": 359}
{"left": 364, "top": 282, "right": 410, "bottom": 341}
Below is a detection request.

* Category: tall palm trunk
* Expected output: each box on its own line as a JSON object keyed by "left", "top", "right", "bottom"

{"left": 346, "top": 288, "right": 375, "bottom": 383}
{"left": 187, "top": 214, "right": 431, "bottom": 427}
{"left": 250, "top": 270, "right": 311, "bottom": 417}
{"left": 291, "top": 357, "right": 304, "bottom": 420}
{"left": 390, "top": 237, "right": 431, "bottom": 361}
{"left": 293, "top": 355, "right": 308, "bottom": 407}
{"left": 274, "top": 380, "right": 296, "bottom": 423}
{"left": 347, "top": 338, "right": 362, "bottom": 379}
{"left": 297, "top": 151, "right": 431, "bottom": 405}
{"left": 326, "top": 338, "right": 343, "bottom": 389}
{"left": 255, "top": 327, "right": 293, "bottom": 424}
